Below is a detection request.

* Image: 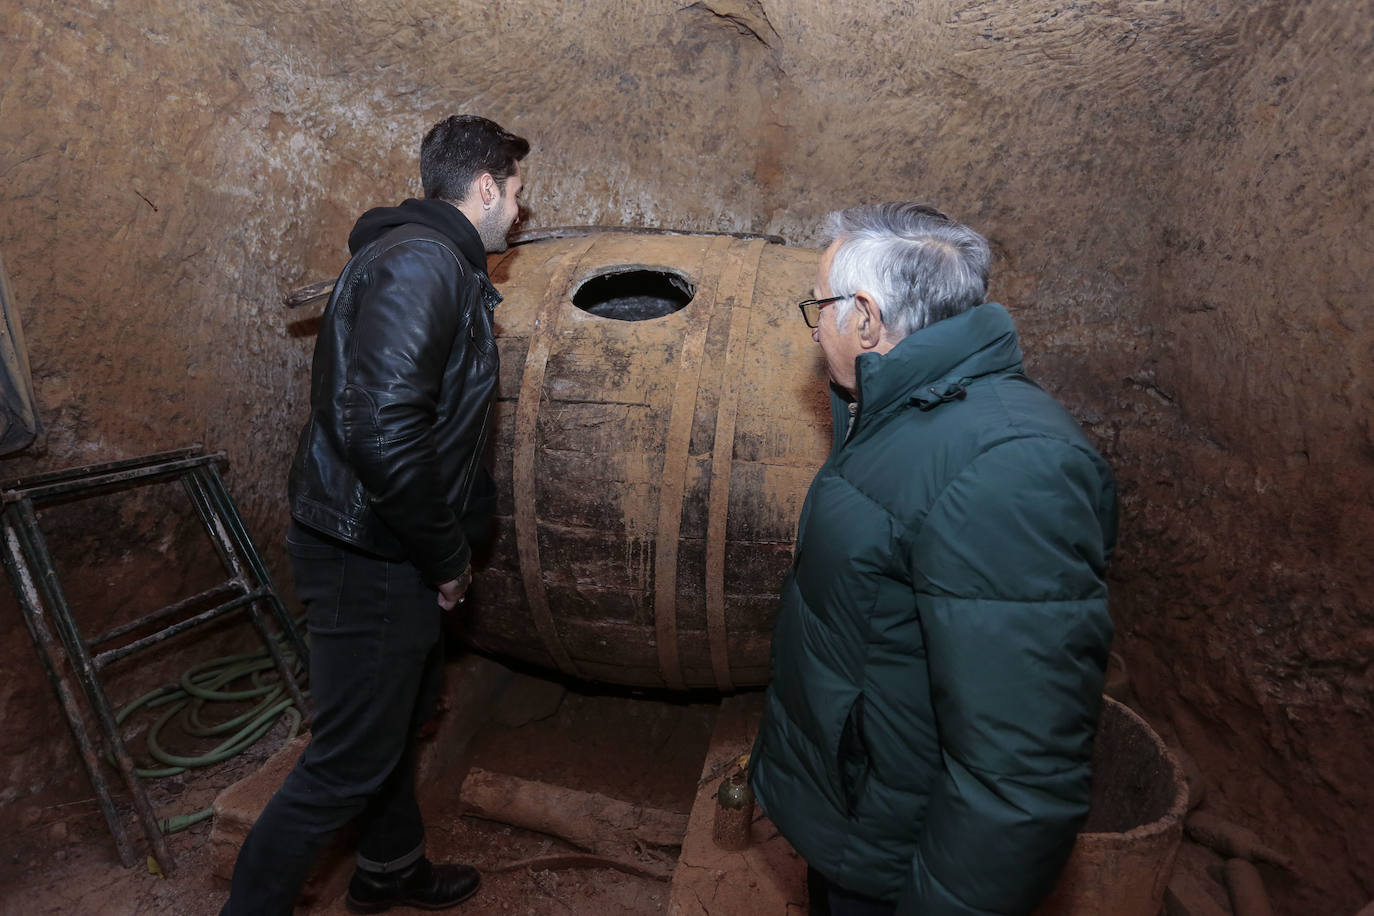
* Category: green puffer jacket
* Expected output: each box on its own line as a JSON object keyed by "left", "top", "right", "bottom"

{"left": 750, "top": 302, "right": 1117, "bottom": 915}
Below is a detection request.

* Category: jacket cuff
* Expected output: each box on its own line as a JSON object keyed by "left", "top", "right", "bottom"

{"left": 423, "top": 539, "right": 471, "bottom": 587}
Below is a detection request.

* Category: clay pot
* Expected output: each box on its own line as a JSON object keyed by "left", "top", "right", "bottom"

{"left": 712, "top": 771, "right": 757, "bottom": 851}
{"left": 465, "top": 232, "right": 828, "bottom": 690}
{"left": 1034, "top": 696, "right": 1190, "bottom": 916}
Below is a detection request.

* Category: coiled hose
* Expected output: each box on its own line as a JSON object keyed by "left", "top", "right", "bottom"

{"left": 111, "top": 634, "right": 308, "bottom": 834}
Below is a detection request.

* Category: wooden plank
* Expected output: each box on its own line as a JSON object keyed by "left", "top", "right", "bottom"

{"left": 511, "top": 239, "right": 595, "bottom": 678}
{"left": 705, "top": 240, "right": 767, "bottom": 690}
{"left": 655, "top": 237, "right": 734, "bottom": 690}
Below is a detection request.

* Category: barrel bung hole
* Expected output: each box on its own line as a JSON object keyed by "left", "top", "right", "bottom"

{"left": 571, "top": 268, "right": 695, "bottom": 320}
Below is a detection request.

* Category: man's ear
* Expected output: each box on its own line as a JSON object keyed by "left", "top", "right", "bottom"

{"left": 477, "top": 173, "right": 497, "bottom": 208}
{"left": 852, "top": 292, "right": 886, "bottom": 350}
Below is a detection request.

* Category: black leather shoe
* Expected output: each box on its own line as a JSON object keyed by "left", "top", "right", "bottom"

{"left": 345, "top": 858, "right": 481, "bottom": 913}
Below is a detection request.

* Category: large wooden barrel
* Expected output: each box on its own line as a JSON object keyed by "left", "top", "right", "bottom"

{"left": 464, "top": 232, "right": 829, "bottom": 690}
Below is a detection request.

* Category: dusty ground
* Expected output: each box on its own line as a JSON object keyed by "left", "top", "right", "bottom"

{"left": 0, "top": 674, "right": 718, "bottom": 916}
{"left": 0, "top": 711, "right": 288, "bottom": 916}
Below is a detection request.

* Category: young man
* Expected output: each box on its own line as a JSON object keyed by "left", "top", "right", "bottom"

{"left": 221, "top": 114, "right": 528, "bottom": 916}
{"left": 751, "top": 203, "right": 1118, "bottom": 915}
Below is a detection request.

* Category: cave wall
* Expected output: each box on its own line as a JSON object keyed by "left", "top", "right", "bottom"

{"left": 0, "top": 1, "right": 1369, "bottom": 911}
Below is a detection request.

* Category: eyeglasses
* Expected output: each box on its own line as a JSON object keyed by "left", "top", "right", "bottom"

{"left": 797, "top": 295, "right": 848, "bottom": 329}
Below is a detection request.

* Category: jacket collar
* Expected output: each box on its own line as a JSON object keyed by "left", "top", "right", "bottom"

{"left": 840, "top": 303, "right": 1024, "bottom": 435}
{"left": 346, "top": 198, "right": 488, "bottom": 273}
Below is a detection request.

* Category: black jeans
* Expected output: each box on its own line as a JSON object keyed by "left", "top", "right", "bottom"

{"left": 808, "top": 867, "right": 898, "bottom": 916}
{"left": 221, "top": 523, "right": 444, "bottom": 916}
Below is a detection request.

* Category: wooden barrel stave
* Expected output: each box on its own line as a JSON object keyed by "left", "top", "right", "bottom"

{"left": 467, "top": 233, "right": 827, "bottom": 689}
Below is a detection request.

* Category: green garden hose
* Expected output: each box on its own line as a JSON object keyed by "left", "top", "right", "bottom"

{"left": 110, "top": 632, "right": 309, "bottom": 834}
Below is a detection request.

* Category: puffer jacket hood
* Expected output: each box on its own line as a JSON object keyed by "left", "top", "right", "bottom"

{"left": 347, "top": 198, "right": 486, "bottom": 269}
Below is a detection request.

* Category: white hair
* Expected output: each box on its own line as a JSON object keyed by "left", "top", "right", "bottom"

{"left": 823, "top": 203, "right": 991, "bottom": 340}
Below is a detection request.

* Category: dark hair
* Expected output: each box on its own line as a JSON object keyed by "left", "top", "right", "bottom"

{"left": 420, "top": 115, "right": 530, "bottom": 202}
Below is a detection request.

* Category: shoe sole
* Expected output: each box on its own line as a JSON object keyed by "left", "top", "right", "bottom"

{"left": 344, "top": 875, "right": 482, "bottom": 914}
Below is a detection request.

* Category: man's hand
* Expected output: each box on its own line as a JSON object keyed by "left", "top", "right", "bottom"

{"left": 437, "top": 565, "right": 474, "bottom": 611}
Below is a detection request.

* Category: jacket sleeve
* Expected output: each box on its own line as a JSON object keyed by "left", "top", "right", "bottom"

{"left": 340, "top": 239, "right": 474, "bottom": 584}
{"left": 898, "top": 438, "right": 1115, "bottom": 916}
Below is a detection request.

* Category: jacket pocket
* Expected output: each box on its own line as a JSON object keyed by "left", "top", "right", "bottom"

{"left": 468, "top": 318, "right": 497, "bottom": 354}
{"left": 837, "top": 693, "right": 871, "bottom": 815}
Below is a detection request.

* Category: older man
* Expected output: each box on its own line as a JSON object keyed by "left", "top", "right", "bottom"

{"left": 222, "top": 114, "right": 528, "bottom": 916}
{"left": 750, "top": 203, "right": 1118, "bottom": 916}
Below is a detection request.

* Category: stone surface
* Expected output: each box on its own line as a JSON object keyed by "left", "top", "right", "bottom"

{"left": 490, "top": 671, "right": 567, "bottom": 728}
{"left": 0, "top": 2, "right": 1370, "bottom": 912}
{"left": 413, "top": 654, "right": 516, "bottom": 803}
{"left": 208, "top": 732, "right": 309, "bottom": 881}
{"left": 667, "top": 691, "right": 806, "bottom": 916}
{"left": 1165, "top": 868, "right": 1232, "bottom": 916}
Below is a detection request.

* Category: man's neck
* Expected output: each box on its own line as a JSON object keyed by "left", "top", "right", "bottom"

{"left": 452, "top": 198, "right": 483, "bottom": 232}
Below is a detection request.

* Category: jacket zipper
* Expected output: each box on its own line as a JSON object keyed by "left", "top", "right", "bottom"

{"left": 456, "top": 397, "right": 494, "bottom": 516}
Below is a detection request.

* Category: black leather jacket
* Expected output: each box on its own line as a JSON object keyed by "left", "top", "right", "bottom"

{"left": 288, "top": 199, "right": 500, "bottom": 585}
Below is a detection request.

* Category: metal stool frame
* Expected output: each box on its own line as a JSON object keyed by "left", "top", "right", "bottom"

{"left": 0, "top": 446, "right": 308, "bottom": 874}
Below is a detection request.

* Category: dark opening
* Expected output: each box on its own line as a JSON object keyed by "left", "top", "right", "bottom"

{"left": 571, "top": 268, "right": 695, "bottom": 321}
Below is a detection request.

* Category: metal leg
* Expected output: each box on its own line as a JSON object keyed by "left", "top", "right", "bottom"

{"left": 0, "top": 447, "right": 308, "bottom": 873}
{"left": 202, "top": 465, "right": 309, "bottom": 667}
{"left": 181, "top": 467, "right": 310, "bottom": 719}
{"left": 0, "top": 512, "right": 138, "bottom": 868}
{"left": 9, "top": 501, "right": 177, "bottom": 874}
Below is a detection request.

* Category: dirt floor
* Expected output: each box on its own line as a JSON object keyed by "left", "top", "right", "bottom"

{"left": 0, "top": 652, "right": 1310, "bottom": 916}
{"left": 0, "top": 670, "right": 720, "bottom": 916}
